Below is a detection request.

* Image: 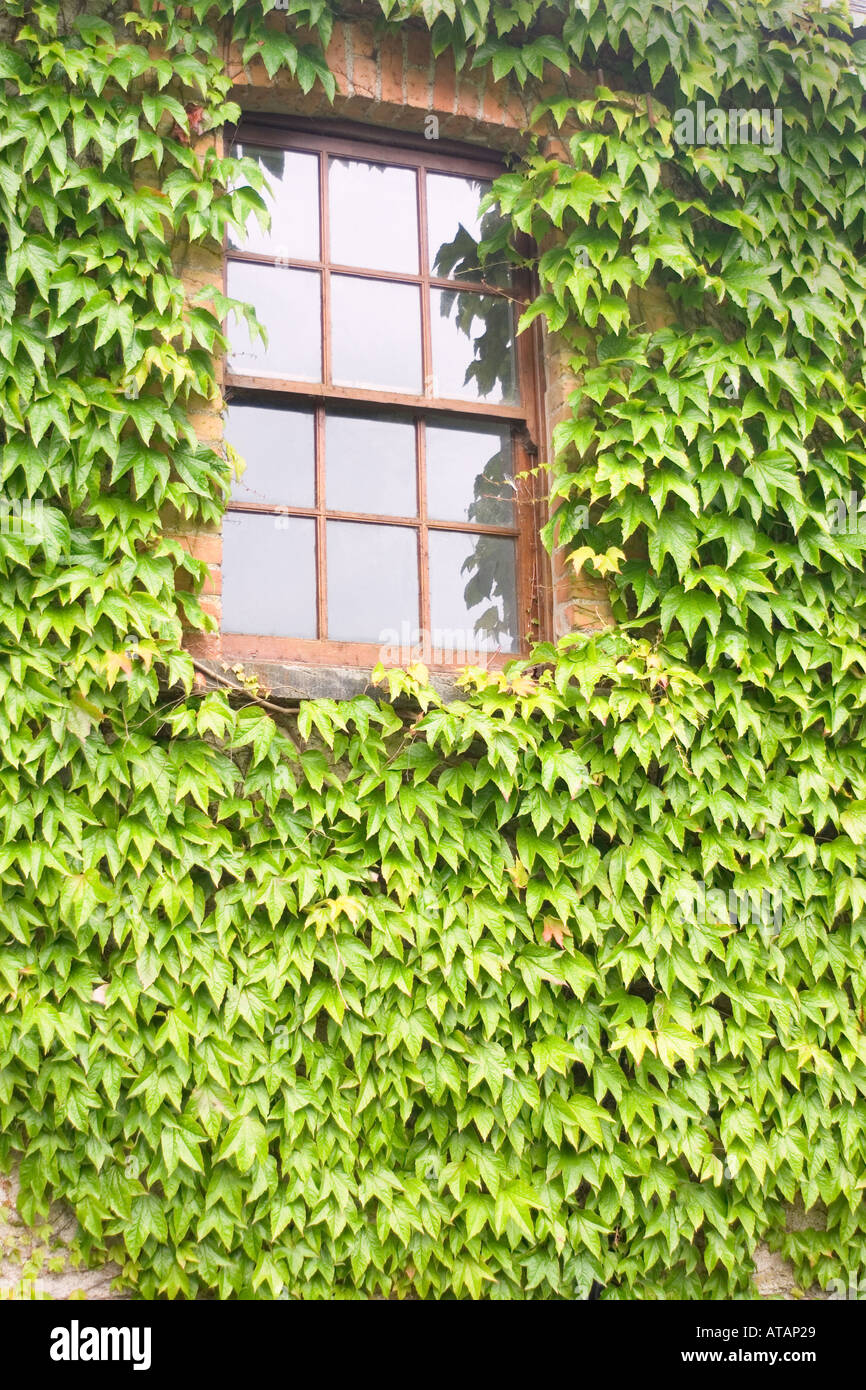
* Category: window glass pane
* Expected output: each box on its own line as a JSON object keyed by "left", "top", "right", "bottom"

{"left": 426, "top": 420, "right": 513, "bottom": 526}
{"left": 225, "top": 403, "right": 315, "bottom": 509}
{"left": 426, "top": 172, "right": 510, "bottom": 286}
{"left": 327, "top": 521, "right": 418, "bottom": 643}
{"left": 331, "top": 277, "right": 422, "bottom": 393}
{"left": 428, "top": 531, "right": 518, "bottom": 654}
{"left": 227, "top": 262, "right": 321, "bottom": 381}
{"left": 326, "top": 412, "right": 416, "bottom": 516}
{"left": 228, "top": 146, "right": 319, "bottom": 261}
{"left": 430, "top": 288, "right": 517, "bottom": 404}
{"left": 222, "top": 513, "right": 317, "bottom": 638}
{"left": 329, "top": 159, "right": 418, "bottom": 273}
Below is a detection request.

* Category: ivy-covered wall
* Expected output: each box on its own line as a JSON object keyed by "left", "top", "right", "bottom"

{"left": 2, "top": 0, "right": 866, "bottom": 1301}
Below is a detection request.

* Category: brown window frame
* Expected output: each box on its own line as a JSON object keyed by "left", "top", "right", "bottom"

{"left": 221, "top": 118, "right": 550, "bottom": 670}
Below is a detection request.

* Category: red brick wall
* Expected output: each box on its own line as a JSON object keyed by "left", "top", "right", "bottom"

{"left": 545, "top": 336, "right": 614, "bottom": 639}
{"left": 229, "top": 16, "right": 538, "bottom": 146}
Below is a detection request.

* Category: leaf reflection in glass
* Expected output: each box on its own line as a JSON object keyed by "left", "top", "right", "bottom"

{"left": 428, "top": 188, "right": 520, "bottom": 641}
{"left": 427, "top": 175, "right": 511, "bottom": 287}
{"left": 430, "top": 183, "right": 517, "bottom": 404}
{"left": 430, "top": 530, "right": 518, "bottom": 652}
{"left": 462, "top": 531, "right": 519, "bottom": 649}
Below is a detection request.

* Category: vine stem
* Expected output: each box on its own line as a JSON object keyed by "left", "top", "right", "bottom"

{"left": 192, "top": 657, "right": 298, "bottom": 716}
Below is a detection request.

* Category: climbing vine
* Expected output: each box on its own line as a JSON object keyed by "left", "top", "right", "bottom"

{"left": 1, "top": 0, "right": 866, "bottom": 1299}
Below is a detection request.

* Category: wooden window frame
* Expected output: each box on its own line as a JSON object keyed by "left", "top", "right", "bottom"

{"left": 222, "top": 117, "right": 551, "bottom": 670}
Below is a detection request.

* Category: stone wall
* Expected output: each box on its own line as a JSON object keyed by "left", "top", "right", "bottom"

{"left": 0, "top": 1164, "right": 126, "bottom": 1302}
{"left": 1, "top": 1155, "right": 830, "bottom": 1301}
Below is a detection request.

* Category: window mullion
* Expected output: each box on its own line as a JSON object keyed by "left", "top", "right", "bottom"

{"left": 417, "top": 167, "right": 433, "bottom": 398}
{"left": 512, "top": 426, "right": 538, "bottom": 652}
{"left": 315, "top": 403, "right": 328, "bottom": 640}
{"left": 319, "top": 148, "right": 332, "bottom": 388}
{"left": 416, "top": 416, "right": 430, "bottom": 655}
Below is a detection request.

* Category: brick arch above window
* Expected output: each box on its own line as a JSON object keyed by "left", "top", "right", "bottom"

{"left": 225, "top": 16, "right": 540, "bottom": 154}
